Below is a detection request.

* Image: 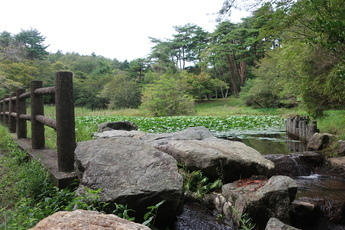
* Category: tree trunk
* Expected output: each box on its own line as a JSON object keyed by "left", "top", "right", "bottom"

{"left": 239, "top": 61, "right": 247, "bottom": 87}
{"left": 224, "top": 88, "right": 229, "bottom": 98}
{"left": 226, "top": 54, "right": 239, "bottom": 97}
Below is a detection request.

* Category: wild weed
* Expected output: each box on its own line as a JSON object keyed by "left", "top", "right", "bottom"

{"left": 142, "top": 200, "right": 165, "bottom": 228}
{"left": 178, "top": 164, "right": 223, "bottom": 200}
{"left": 230, "top": 206, "right": 256, "bottom": 230}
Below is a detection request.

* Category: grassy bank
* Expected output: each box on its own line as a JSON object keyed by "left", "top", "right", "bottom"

{"left": 41, "top": 98, "right": 306, "bottom": 117}
{"left": 0, "top": 125, "right": 116, "bottom": 229}
{"left": 317, "top": 110, "right": 345, "bottom": 140}
{"left": 0, "top": 125, "right": 53, "bottom": 229}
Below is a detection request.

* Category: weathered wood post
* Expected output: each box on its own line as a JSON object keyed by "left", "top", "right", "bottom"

{"left": 292, "top": 117, "right": 298, "bottom": 138}
{"left": 31, "top": 81, "right": 45, "bottom": 149}
{"left": 16, "top": 89, "right": 27, "bottom": 138}
{"left": 0, "top": 97, "right": 3, "bottom": 124}
{"left": 55, "top": 71, "right": 76, "bottom": 172}
{"left": 307, "top": 120, "right": 318, "bottom": 142}
{"left": 286, "top": 117, "right": 292, "bottom": 135}
{"left": 299, "top": 120, "right": 307, "bottom": 142}
{"left": 3, "top": 95, "right": 10, "bottom": 126}
{"left": 9, "top": 93, "right": 17, "bottom": 133}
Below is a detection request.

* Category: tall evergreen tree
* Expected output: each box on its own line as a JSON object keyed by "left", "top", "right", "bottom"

{"left": 15, "top": 29, "right": 49, "bottom": 60}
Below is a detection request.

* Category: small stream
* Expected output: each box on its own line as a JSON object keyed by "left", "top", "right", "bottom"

{"left": 175, "top": 130, "right": 345, "bottom": 229}
{"left": 295, "top": 173, "right": 345, "bottom": 201}
{"left": 238, "top": 132, "right": 345, "bottom": 201}
{"left": 238, "top": 132, "right": 345, "bottom": 229}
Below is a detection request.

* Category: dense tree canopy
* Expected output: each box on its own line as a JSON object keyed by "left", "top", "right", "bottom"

{"left": 0, "top": 0, "right": 343, "bottom": 116}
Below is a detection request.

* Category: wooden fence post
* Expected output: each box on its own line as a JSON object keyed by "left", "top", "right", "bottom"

{"left": 9, "top": 93, "right": 17, "bottom": 133}
{"left": 299, "top": 120, "right": 307, "bottom": 142}
{"left": 55, "top": 71, "right": 76, "bottom": 172}
{"left": 3, "top": 95, "right": 10, "bottom": 126}
{"left": 0, "top": 97, "right": 3, "bottom": 124}
{"left": 31, "top": 81, "right": 45, "bottom": 149}
{"left": 16, "top": 88, "right": 27, "bottom": 138}
{"left": 307, "top": 120, "right": 318, "bottom": 142}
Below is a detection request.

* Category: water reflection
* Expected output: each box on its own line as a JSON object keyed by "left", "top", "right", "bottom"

{"left": 286, "top": 138, "right": 308, "bottom": 153}
{"left": 223, "top": 133, "right": 307, "bottom": 155}
{"left": 295, "top": 174, "right": 345, "bottom": 202}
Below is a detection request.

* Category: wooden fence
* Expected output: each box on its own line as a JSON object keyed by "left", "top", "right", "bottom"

{"left": 286, "top": 116, "right": 319, "bottom": 143}
{"left": 0, "top": 71, "right": 75, "bottom": 172}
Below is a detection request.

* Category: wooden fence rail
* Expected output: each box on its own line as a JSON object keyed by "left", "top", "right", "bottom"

{"left": 0, "top": 71, "right": 76, "bottom": 172}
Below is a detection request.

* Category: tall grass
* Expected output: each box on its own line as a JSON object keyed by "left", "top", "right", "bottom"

{"left": 38, "top": 98, "right": 308, "bottom": 117}
{"left": 39, "top": 105, "right": 144, "bottom": 117}
{"left": 0, "top": 125, "right": 52, "bottom": 228}
{"left": 0, "top": 125, "right": 118, "bottom": 229}
{"left": 194, "top": 98, "right": 306, "bottom": 116}
{"left": 317, "top": 110, "right": 345, "bottom": 140}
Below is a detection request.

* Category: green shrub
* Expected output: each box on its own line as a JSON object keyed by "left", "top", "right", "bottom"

{"left": 100, "top": 71, "right": 141, "bottom": 109}
{"left": 141, "top": 74, "right": 195, "bottom": 116}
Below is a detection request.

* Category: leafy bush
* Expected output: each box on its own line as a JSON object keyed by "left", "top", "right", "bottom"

{"left": 100, "top": 70, "right": 141, "bottom": 109}
{"left": 141, "top": 74, "right": 195, "bottom": 116}
{"left": 240, "top": 78, "right": 281, "bottom": 108}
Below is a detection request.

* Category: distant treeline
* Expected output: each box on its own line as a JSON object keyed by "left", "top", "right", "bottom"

{"left": 1, "top": 0, "right": 344, "bottom": 117}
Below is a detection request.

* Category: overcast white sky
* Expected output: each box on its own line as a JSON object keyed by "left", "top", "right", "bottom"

{"left": 1, "top": 0, "right": 250, "bottom": 62}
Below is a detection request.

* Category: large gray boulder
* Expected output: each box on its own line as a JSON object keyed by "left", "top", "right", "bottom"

{"left": 307, "top": 132, "right": 333, "bottom": 150}
{"left": 155, "top": 138, "right": 274, "bottom": 182}
{"left": 139, "top": 127, "right": 274, "bottom": 182}
{"left": 74, "top": 137, "right": 184, "bottom": 223}
{"left": 139, "top": 126, "right": 215, "bottom": 143}
{"left": 222, "top": 175, "right": 298, "bottom": 229}
{"left": 95, "top": 126, "right": 275, "bottom": 183}
{"left": 264, "top": 152, "right": 324, "bottom": 177}
{"left": 29, "top": 209, "right": 150, "bottom": 230}
{"left": 94, "top": 130, "right": 145, "bottom": 139}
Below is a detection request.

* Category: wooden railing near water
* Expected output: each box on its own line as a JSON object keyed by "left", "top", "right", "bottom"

{"left": 286, "top": 116, "right": 319, "bottom": 142}
{"left": 0, "top": 71, "right": 75, "bottom": 172}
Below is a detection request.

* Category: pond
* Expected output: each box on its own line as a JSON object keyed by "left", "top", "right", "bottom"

{"left": 213, "top": 127, "right": 307, "bottom": 155}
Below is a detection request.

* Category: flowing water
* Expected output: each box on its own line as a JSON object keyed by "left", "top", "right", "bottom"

{"left": 239, "top": 132, "right": 345, "bottom": 229}
{"left": 235, "top": 132, "right": 345, "bottom": 201}
{"left": 175, "top": 130, "right": 345, "bottom": 229}
{"left": 295, "top": 173, "right": 345, "bottom": 201}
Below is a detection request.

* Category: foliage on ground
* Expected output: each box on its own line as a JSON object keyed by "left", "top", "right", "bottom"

{"left": 73, "top": 114, "right": 285, "bottom": 144}
{"left": 0, "top": 125, "right": 172, "bottom": 229}
{"left": 0, "top": 125, "right": 136, "bottom": 229}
